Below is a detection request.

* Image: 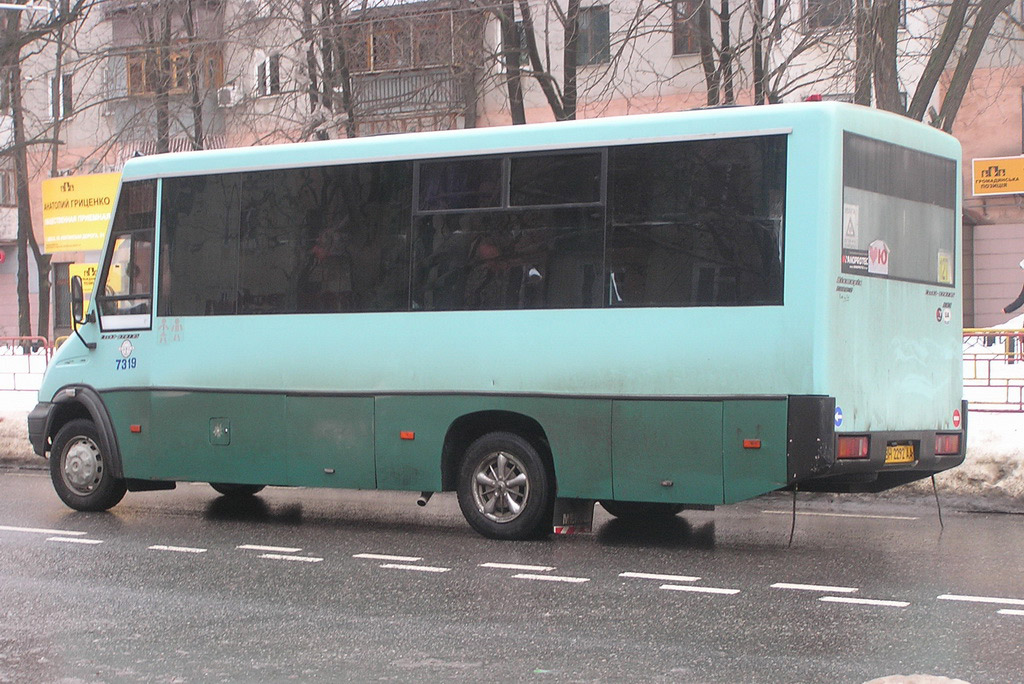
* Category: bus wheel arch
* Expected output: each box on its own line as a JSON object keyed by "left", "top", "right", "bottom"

{"left": 440, "top": 410, "right": 554, "bottom": 492}
{"left": 46, "top": 386, "right": 125, "bottom": 481}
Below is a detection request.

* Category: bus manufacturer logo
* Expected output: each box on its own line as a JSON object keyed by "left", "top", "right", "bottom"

{"left": 119, "top": 340, "right": 134, "bottom": 358}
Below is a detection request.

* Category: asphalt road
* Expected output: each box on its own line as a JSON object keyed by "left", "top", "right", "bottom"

{"left": 1, "top": 471, "right": 1022, "bottom": 683}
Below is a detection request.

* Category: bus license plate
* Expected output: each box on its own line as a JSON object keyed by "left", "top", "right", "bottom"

{"left": 885, "top": 444, "right": 915, "bottom": 464}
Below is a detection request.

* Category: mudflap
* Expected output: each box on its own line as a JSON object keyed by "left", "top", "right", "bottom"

{"left": 552, "top": 498, "right": 595, "bottom": 535}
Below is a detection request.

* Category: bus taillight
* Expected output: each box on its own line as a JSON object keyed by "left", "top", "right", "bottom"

{"left": 934, "top": 433, "right": 961, "bottom": 455}
{"left": 837, "top": 435, "right": 869, "bottom": 459}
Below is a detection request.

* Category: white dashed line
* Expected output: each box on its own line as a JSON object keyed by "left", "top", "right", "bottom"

{"left": 513, "top": 573, "right": 590, "bottom": 584}
{"left": 480, "top": 562, "right": 555, "bottom": 572}
{"left": 379, "top": 563, "right": 450, "bottom": 573}
{"left": 237, "top": 544, "right": 302, "bottom": 553}
{"left": 0, "top": 525, "right": 88, "bottom": 536}
{"left": 762, "top": 510, "right": 918, "bottom": 521}
{"left": 998, "top": 609, "right": 1024, "bottom": 616}
{"left": 938, "top": 594, "right": 1024, "bottom": 607}
{"left": 772, "top": 582, "right": 858, "bottom": 593}
{"left": 46, "top": 537, "right": 103, "bottom": 545}
{"left": 354, "top": 553, "right": 423, "bottom": 562}
{"left": 259, "top": 553, "right": 323, "bottom": 563}
{"left": 659, "top": 584, "right": 739, "bottom": 595}
{"left": 820, "top": 596, "right": 909, "bottom": 608}
{"left": 149, "top": 545, "right": 207, "bottom": 554}
{"left": 620, "top": 571, "right": 700, "bottom": 583}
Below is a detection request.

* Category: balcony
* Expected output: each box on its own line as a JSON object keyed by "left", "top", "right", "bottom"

{"left": 350, "top": 67, "right": 465, "bottom": 119}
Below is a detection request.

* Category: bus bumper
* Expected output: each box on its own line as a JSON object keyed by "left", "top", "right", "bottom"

{"left": 27, "top": 402, "right": 53, "bottom": 457}
{"left": 790, "top": 400, "right": 968, "bottom": 494}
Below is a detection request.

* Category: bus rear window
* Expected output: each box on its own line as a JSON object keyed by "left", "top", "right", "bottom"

{"left": 840, "top": 133, "right": 956, "bottom": 286}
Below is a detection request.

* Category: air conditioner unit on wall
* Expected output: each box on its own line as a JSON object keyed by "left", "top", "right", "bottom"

{"left": 217, "top": 86, "right": 240, "bottom": 108}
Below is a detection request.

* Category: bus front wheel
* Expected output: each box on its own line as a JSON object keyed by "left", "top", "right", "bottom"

{"left": 49, "top": 419, "right": 127, "bottom": 512}
{"left": 456, "top": 431, "right": 554, "bottom": 540}
{"left": 210, "top": 483, "right": 265, "bottom": 497}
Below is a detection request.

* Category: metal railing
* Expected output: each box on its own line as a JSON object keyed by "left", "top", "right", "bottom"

{"left": 963, "top": 328, "right": 1024, "bottom": 412}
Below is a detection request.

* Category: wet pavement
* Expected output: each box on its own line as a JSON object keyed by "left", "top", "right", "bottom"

{"left": 1, "top": 471, "right": 1022, "bottom": 682}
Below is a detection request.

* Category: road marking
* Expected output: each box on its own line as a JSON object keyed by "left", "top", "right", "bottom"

{"left": 260, "top": 553, "right": 323, "bottom": 563}
{"left": 380, "top": 563, "right": 450, "bottom": 573}
{"left": 937, "top": 594, "right": 1024, "bottom": 607}
{"left": 354, "top": 553, "right": 423, "bottom": 562}
{"left": 513, "top": 573, "right": 590, "bottom": 584}
{"left": 772, "top": 582, "right": 858, "bottom": 593}
{"left": 620, "top": 571, "right": 700, "bottom": 583}
{"left": 762, "top": 510, "right": 918, "bottom": 521}
{"left": 660, "top": 584, "right": 739, "bottom": 595}
{"left": 480, "top": 562, "right": 555, "bottom": 572}
{"left": 0, "top": 525, "right": 88, "bottom": 536}
{"left": 149, "top": 545, "right": 207, "bottom": 554}
{"left": 237, "top": 544, "right": 301, "bottom": 553}
{"left": 998, "top": 609, "right": 1024, "bottom": 616}
{"left": 46, "top": 537, "right": 103, "bottom": 545}
{"left": 820, "top": 596, "right": 909, "bottom": 608}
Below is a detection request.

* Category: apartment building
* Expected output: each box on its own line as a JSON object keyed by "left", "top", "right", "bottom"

{"left": 1, "top": 0, "right": 1022, "bottom": 338}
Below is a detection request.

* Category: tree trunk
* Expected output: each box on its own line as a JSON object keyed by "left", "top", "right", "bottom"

{"left": 905, "top": 0, "right": 969, "bottom": 121}
{"left": 934, "top": 0, "right": 1012, "bottom": 132}
{"left": 751, "top": 0, "right": 765, "bottom": 106}
{"left": 499, "top": 0, "right": 526, "bottom": 124}
{"left": 719, "top": 0, "right": 733, "bottom": 104}
{"left": 562, "top": 0, "right": 579, "bottom": 120}
{"left": 872, "top": 0, "right": 902, "bottom": 113}
{"left": 854, "top": 0, "right": 872, "bottom": 106}
{"left": 183, "top": 0, "right": 205, "bottom": 150}
{"left": 8, "top": 36, "right": 31, "bottom": 338}
{"left": 698, "top": 0, "right": 719, "bottom": 106}
{"left": 517, "top": 0, "right": 565, "bottom": 120}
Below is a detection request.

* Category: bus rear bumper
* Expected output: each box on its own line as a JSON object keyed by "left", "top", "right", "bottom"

{"left": 793, "top": 430, "right": 966, "bottom": 494}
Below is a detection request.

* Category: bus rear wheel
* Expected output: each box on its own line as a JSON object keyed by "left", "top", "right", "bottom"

{"left": 210, "top": 483, "right": 265, "bottom": 497}
{"left": 600, "top": 500, "right": 685, "bottom": 521}
{"left": 49, "top": 418, "right": 127, "bottom": 512}
{"left": 457, "top": 431, "right": 554, "bottom": 540}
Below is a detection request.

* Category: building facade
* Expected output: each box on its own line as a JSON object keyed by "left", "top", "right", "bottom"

{"left": 2, "top": 0, "right": 1022, "bottom": 338}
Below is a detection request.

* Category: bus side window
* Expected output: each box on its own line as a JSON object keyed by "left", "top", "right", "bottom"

{"left": 97, "top": 180, "right": 156, "bottom": 325}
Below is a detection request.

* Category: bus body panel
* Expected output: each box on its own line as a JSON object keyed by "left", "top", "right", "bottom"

{"left": 32, "top": 103, "right": 966, "bottom": 526}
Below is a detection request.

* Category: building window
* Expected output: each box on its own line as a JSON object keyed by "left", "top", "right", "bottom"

{"left": 0, "top": 168, "right": 16, "bottom": 206}
{"left": 255, "top": 54, "right": 281, "bottom": 96}
{"left": 125, "top": 45, "right": 223, "bottom": 96}
{"left": 577, "top": 6, "right": 610, "bottom": 65}
{"left": 804, "top": 0, "right": 851, "bottom": 29}
{"left": 50, "top": 74, "right": 72, "bottom": 120}
{"left": 673, "top": 0, "right": 701, "bottom": 55}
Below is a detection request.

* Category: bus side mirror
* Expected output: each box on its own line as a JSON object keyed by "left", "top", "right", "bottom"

{"left": 71, "top": 275, "right": 86, "bottom": 325}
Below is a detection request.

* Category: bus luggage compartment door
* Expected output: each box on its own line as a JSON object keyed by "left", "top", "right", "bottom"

{"left": 611, "top": 400, "right": 723, "bottom": 505}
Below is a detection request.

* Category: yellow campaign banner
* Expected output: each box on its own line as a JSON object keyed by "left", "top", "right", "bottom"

{"left": 68, "top": 262, "right": 98, "bottom": 316}
{"left": 973, "top": 157, "right": 1024, "bottom": 197}
{"left": 42, "top": 172, "right": 121, "bottom": 253}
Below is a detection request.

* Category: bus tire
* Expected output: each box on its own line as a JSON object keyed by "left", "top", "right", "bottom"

{"left": 600, "top": 500, "right": 684, "bottom": 520}
{"left": 457, "top": 431, "right": 554, "bottom": 540}
{"left": 49, "top": 418, "right": 127, "bottom": 512}
{"left": 210, "top": 483, "right": 265, "bottom": 497}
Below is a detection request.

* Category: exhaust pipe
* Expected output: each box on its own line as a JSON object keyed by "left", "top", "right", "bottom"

{"left": 416, "top": 491, "right": 433, "bottom": 507}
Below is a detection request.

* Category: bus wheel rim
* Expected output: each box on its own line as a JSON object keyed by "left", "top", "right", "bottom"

{"left": 471, "top": 450, "right": 530, "bottom": 523}
{"left": 62, "top": 436, "right": 102, "bottom": 495}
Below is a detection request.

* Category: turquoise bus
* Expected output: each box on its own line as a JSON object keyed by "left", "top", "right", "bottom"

{"left": 29, "top": 102, "right": 966, "bottom": 540}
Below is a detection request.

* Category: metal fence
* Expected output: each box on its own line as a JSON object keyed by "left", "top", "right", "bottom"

{"left": 963, "top": 328, "right": 1024, "bottom": 412}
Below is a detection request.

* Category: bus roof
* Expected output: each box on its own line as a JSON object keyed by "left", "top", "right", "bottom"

{"left": 120, "top": 102, "right": 958, "bottom": 181}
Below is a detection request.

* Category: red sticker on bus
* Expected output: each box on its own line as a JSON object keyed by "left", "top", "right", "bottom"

{"left": 952, "top": 409, "right": 961, "bottom": 428}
